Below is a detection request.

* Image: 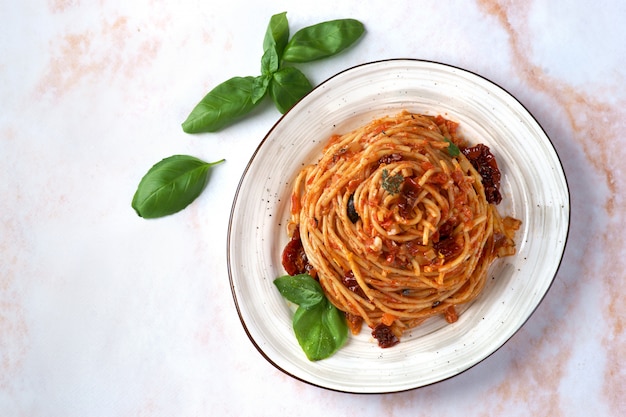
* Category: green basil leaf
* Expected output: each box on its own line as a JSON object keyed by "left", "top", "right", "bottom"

{"left": 282, "top": 19, "right": 365, "bottom": 63}
{"left": 182, "top": 76, "right": 260, "bottom": 133}
{"left": 131, "top": 155, "right": 224, "bottom": 218}
{"left": 260, "top": 46, "right": 280, "bottom": 75}
{"left": 269, "top": 67, "right": 312, "bottom": 113}
{"left": 444, "top": 138, "right": 460, "bottom": 157}
{"left": 251, "top": 74, "right": 270, "bottom": 104}
{"left": 274, "top": 274, "right": 324, "bottom": 308}
{"left": 292, "top": 300, "right": 348, "bottom": 361}
{"left": 263, "top": 12, "right": 289, "bottom": 60}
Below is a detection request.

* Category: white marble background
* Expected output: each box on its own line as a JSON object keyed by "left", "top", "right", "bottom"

{"left": 1, "top": 0, "right": 625, "bottom": 416}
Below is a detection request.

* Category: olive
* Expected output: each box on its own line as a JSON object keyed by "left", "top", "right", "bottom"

{"left": 347, "top": 193, "right": 359, "bottom": 223}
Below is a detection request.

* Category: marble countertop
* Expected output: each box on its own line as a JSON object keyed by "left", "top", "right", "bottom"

{"left": 2, "top": 1, "right": 625, "bottom": 415}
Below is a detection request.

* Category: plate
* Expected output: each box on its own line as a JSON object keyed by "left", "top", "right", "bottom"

{"left": 227, "top": 59, "right": 569, "bottom": 393}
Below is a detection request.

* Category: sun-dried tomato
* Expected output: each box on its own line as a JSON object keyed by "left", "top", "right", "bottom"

{"left": 433, "top": 217, "right": 462, "bottom": 259}
{"left": 341, "top": 271, "right": 366, "bottom": 298}
{"left": 461, "top": 144, "right": 502, "bottom": 204}
{"left": 376, "top": 153, "right": 403, "bottom": 168}
{"left": 433, "top": 237, "right": 462, "bottom": 259}
{"left": 397, "top": 176, "right": 421, "bottom": 218}
{"left": 281, "top": 228, "right": 313, "bottom": 276}
{"left": 372, "top": 323, "right": 399, "bottom": 348}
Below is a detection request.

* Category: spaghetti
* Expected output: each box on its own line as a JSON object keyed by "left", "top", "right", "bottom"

{"left": 282, "top": 111, "right": 520, "bottom": 347}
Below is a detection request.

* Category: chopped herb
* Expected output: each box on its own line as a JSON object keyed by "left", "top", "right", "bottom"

{"left": 381, "top": 169, "right": 404, "bottom": 195}
{"left": 444, "top": 138, "right": 460, "bottom": 157}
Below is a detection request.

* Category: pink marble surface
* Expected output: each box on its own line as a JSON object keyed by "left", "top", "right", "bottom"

{"left": 1, "top": 0, "right": 625, "bottom": 415}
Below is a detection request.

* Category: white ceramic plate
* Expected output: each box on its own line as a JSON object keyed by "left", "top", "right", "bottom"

{"left": 227, "top": 59, "right": 569, "bottom": 393}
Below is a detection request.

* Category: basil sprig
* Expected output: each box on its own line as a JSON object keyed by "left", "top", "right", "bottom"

{"left": 182, "top": 12, "right": 365, "bottom": 133}
{"left": 274, "top": 274, "right": 348, "bottom": 361}
{"left": 132, "top": 155, "right": 224, "bottom": 218}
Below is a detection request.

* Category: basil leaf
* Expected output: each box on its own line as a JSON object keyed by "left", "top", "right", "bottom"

{"left": 274, "top": 274, "right": 324, "bottom": 308}
{"left": 292, "top": 299, "right": 348, "bottom": 361}
{"left": 444, "top": 138, "right": 461, "bottom": 157}
{"left": 182, "top": 76, "right": 260, "bottom": 133}
{"left": 260, "top": 46, "right": 280, "bottom": 75}
{"left": 282, "top": 19, "right": 365, "bottom": 63}
{"left": 131, "top": 155, "right": 224, "bottom": 218}
{"left": 263, "top": 12, "right": 289, "bottom": 60}
{"left": 269, "top": 67, "right": 312, "bottom": 113}
{"left": 251, "top": 74, "right": 270, "bottom": 104}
